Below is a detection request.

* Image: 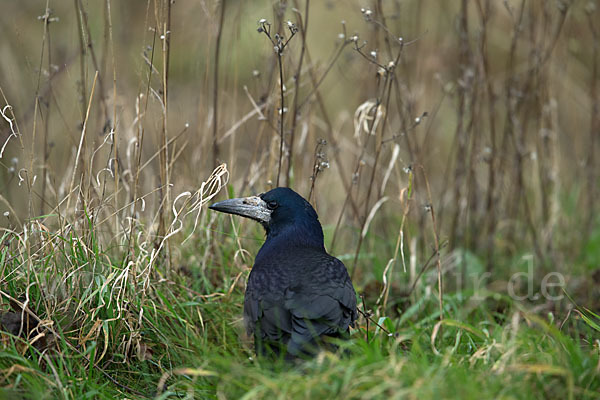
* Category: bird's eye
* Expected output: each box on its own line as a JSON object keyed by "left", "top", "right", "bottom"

{"left": 266, "top": 200, "right": 278, "bottom": 210}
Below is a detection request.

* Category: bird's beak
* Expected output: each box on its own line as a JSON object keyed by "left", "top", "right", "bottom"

{"left": 209, "top": 196, "right": 272, "bottom": 225}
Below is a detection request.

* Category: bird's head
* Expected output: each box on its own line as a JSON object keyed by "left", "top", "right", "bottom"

{"left": 209, "top": 187, "right": 324, "bottom": 249}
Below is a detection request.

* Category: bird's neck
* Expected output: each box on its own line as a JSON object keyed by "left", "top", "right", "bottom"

{"left": 259, "top": 219, "right": 325, "bottom": 258}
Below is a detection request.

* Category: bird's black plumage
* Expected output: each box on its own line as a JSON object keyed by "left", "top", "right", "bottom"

{"left": 210, "top": 187, "right": 357, "bottom": 358}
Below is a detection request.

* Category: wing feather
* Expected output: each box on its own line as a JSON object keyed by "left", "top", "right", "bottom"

{"left": 244, "top": 248, "right": 357, "bottom": 356}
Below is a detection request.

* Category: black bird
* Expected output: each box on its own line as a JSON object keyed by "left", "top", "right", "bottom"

{"left": 209, "top": 187, "right": 357, "bottom": 358}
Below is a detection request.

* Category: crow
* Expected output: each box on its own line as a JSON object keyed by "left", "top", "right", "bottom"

{"left": 209, "top": 187, "right": 357, "bottom": 358}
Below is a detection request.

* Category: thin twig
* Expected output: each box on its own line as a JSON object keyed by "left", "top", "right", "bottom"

{"left": 65, "top": 71, "right": 99, "bottom": 214}
{"left": 419, "top": 164, "right": 444, "bottom": 322}
{"left": 357, "top": 306, "right": 392, "bottom": 336}
{"left": 286, "top": 0, "right": 310, "bottom": 185}
{"left": 212, "top": 0, "right": 226, "bottom": 168}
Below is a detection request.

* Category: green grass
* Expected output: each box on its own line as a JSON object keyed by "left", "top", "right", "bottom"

{"left": 1, "top": 221, "right": 598, "bottom": 400}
